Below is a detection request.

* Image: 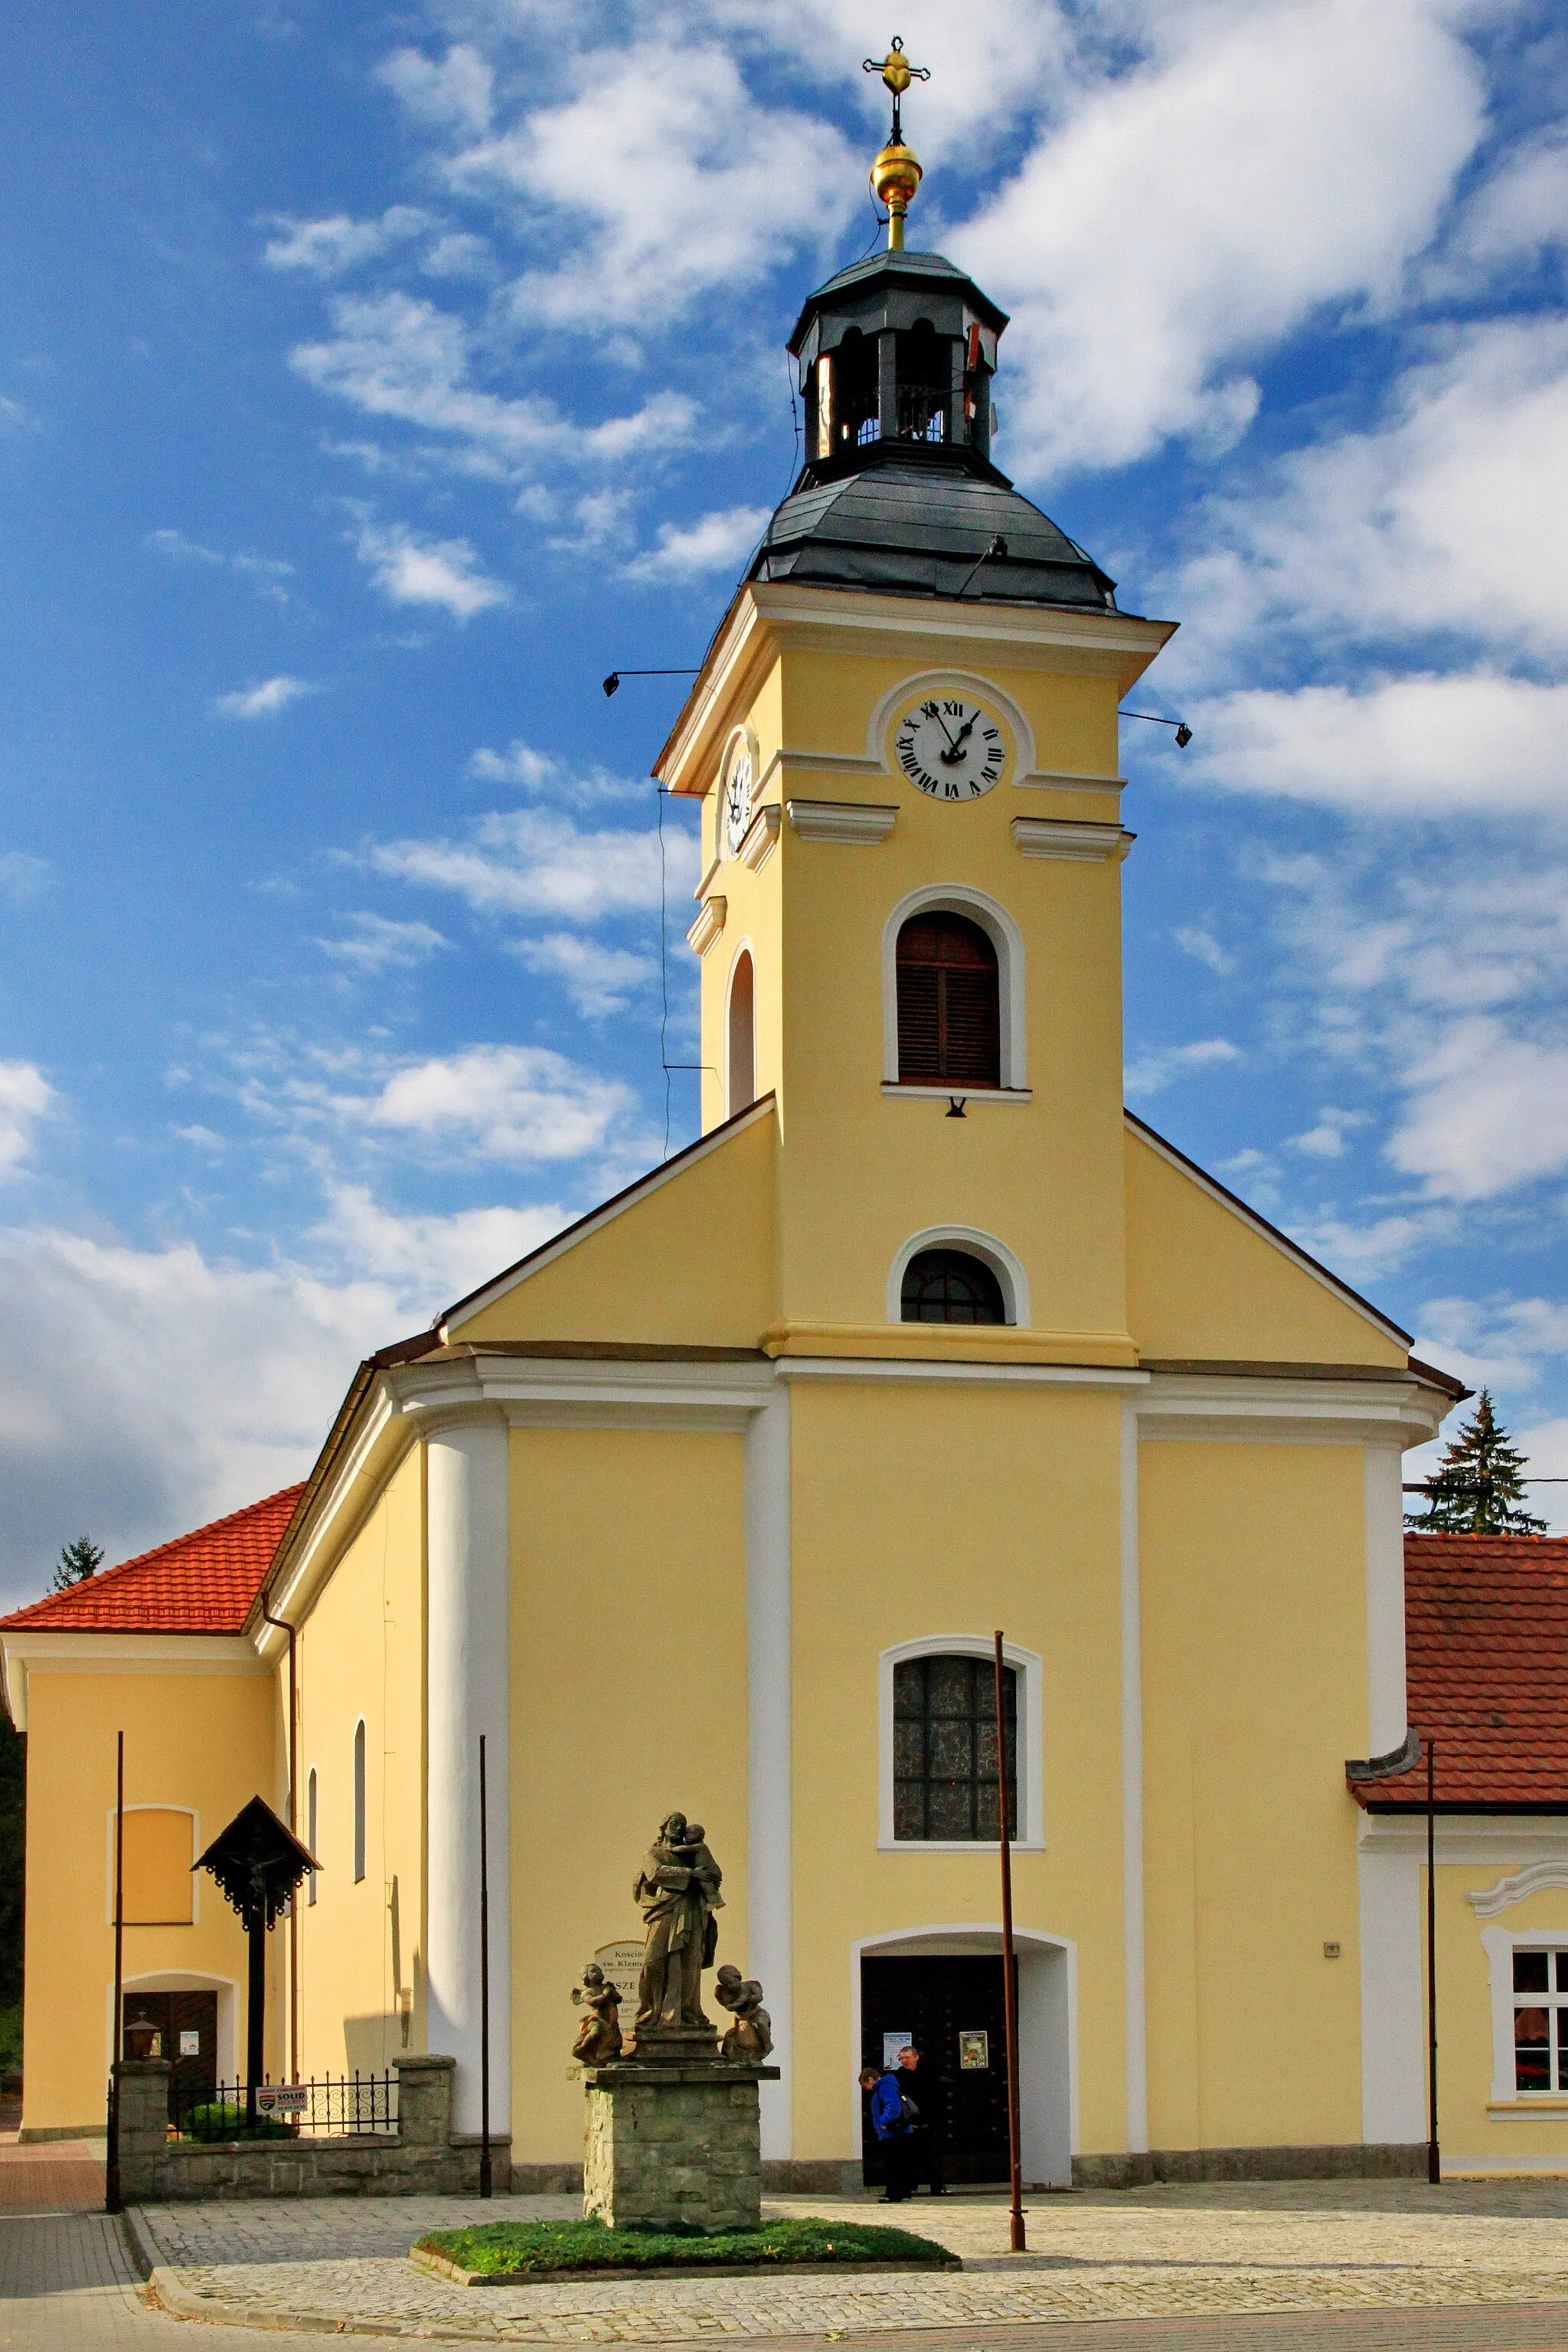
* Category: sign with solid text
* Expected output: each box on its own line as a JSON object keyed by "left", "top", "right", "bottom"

{"left": 254, "top": 2085, "right": 309, "bottom": 2116}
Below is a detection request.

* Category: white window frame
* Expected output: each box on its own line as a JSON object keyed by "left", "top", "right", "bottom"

{"left": 887, "top": 1225, "right": 1030, "bottom": 1328}
{"left": 1481, "top": 1926, "right": 1568, "bottom": 2101}
{"left": 881, "top": 884, "right": 1027, "bottom": 1094}
{"left": 878, "top": 1635, "right": 1046, "bottom": 1853}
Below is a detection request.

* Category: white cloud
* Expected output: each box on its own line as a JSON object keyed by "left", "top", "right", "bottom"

{"left": 956, "top": 0, "right": 1486, "bottom": 476}
{"left": 146, "top": 527, "right": 294, "bottom": 604}
{"left": 316, "top": 913, "right": 449, "bottom": 973}
{"left": 213, "top": 675, "right": 315, "bottom": 720}
{"left": 0, "top": 851, "right": 50, "bottom": 906}
{"left": 1429, "top": 129, "right": 1568, "bottom": 290}
{"left": 1124, "top": 1036, "right": 1242, "bottom": 1097}
{"left": 262, "top": 207, "right": 430, "bottom": 276}
{"left": 469, "top": 740, "right": 555, "bottom": 789}
{"left": 1174, "top": 926, "right": 1233, "bottom": 975}
{"left": 351, "top": 1044, "right": 633, "bottom": 1165}
{"left": 1284, "top": 1207, "right": 1452, "bottom": 1280}
{"left": 450, "top": 40, "right": 855, "bottom": 329}
{"left": 294, "top": 293, "right": 691, "bottom": 478}
{"left": 1287, "top": 1107, "right": 1369, "bottom": 1159}
{"left": 0, "top": 1062, "right": 52, "bottom": 1172}
{"left": 1387, "top": 1021, "right": 1568, "bottom": 1200}
{"left": 370, "top": 806, "right": 668, "bottom": 920}
{"left": 1176, "top": 675, "right": 1568, "bottom": 815}
{"left": 354, "top": 518, "right": 509, "bottom": 617}
{"left": 625, "top": 505, "right": 770, "bottom": 582}
{"left": 309, "top": 1181, "right": 557, "bottom": 1297}
{"left": 511, "top": 932, "right": 654, "bottom": 1016}
{"left": 377, "top": 42, "right": 494, "bottom": 137}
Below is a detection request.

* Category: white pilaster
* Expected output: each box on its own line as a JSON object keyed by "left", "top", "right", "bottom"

{"left": 746, "top": 1383, "right": 792, "bottom": 2158}
{"left": 1358, "top": 1844, "right": 1426, "bottom": 2142}
{"left": 1364, "top": 1445, "right": 1409, "bottom": 1754}
{"left": 426, "top": 1416, "right": 511, "bottom": 2138}
{"left": 1120, "top": 1404, "right": 1148, "bottom": 2154}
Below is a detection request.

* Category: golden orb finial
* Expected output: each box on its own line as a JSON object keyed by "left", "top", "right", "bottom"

{"left": 862, "top": 37, "right": 929, "bottom": 251}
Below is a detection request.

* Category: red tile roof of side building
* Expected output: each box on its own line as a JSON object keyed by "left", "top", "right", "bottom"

{"left": 0, "top": 1486, "right": 305, "bottom": 1636}
{"left": 1353, "top": 1532, "right": 1568, "bottom": 1812}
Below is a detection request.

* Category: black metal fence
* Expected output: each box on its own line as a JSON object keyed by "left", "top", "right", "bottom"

{"left": 168, "top": 2072, "right": 398, "bottom": 2141}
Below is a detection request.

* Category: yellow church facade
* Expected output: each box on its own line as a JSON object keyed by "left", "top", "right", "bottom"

{"left": 15, "top": 201, "right": 1541, "bottom": 2187}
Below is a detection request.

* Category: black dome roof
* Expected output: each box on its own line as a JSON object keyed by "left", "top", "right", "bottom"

{"left": 749, "top": 446, "right": 1118, "bottom": 611}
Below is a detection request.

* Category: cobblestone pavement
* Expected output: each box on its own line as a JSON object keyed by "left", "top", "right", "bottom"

{"left": 127, "top": 2181, "right": 1568, "bottom": 2341}
{"left": 11, "top": 2201, "right": 1568, "bottom": 2352}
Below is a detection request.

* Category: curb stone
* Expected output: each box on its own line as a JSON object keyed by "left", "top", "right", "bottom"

{"left": 410, "top": 2246, "right": 962, "bottom": 2285}
{"left": 124, "top": 2207, "right": 443, "bottom": 2340}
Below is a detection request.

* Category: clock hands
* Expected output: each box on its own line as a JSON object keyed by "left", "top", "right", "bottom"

{"left": 940, "top": 714, "right": 978, "bottom": 766}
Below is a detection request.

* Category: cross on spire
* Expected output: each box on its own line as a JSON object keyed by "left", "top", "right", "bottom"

{"left": 863, "top": 36, "right": 929, "bottom": 146}
{"left": 863, "top": 38, "right": 930, "bottom": 249}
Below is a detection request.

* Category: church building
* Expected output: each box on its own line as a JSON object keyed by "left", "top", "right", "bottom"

{"left": 9, "top": 74, "right": 1567, "bottom": 2187}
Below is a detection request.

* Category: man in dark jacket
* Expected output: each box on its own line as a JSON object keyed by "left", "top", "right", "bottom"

{"left": 859, "top": 2066, "right": 917, "bottom": 2202}
{"left": 897, "top": 2042, "right": 947, "bottom": 2194}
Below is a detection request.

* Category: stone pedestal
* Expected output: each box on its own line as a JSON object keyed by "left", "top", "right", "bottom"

{"left": 581, "top": 2060, "right": 781, "bottom": 2233}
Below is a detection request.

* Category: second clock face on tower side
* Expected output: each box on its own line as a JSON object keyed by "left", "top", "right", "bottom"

{"left": 723, "top": 746, "right": 755, "bottom": 857}
{"left": 893, "top": 697, "right": 1008, "bottom": 801}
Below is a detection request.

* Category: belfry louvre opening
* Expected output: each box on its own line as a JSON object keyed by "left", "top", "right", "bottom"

{"left": 893, "top": 1653, "right": 1018, "bottom": 1841}
{"left": 896, "top": 912, "right": 1001, "bottom": 1087}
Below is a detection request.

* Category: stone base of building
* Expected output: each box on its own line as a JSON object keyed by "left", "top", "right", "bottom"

{"left": 580, "top": 2060, "right": 781, "bottom": 2232}
{"left": 113, "top": 2053, "right": 508, "bottom": 2200}
{"left": 1072, "top": 2143, "right": 1429, "bottom": 2189}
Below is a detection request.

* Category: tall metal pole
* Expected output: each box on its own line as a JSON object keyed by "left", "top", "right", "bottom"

{"left": 479, "top": 1733, "right": 492, "bottom": 2199}
{"left": 105, "top": 1731, "right": 125, "bottom": 2214}
{"left": 993, "top": 1633, "right": 1025, "bottom": 2252}
{"left": 1426, "top": 1735, "right": 1440, "bottom": 2185}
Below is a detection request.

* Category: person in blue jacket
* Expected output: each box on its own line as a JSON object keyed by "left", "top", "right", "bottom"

{"left": 859, "top": 2064, "right": 917, "bottom": 2202}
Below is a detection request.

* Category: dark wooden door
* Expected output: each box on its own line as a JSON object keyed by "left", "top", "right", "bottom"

{"left": 122, "top": 1991, "right": 218, "bottom": 2116}
{"left": 860, "top": 1955, "right": 1012, "bottom": 2185}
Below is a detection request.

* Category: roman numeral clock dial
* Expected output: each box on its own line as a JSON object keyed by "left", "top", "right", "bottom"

{"left": 893, "top": 697, "right": 1008, "bottom": 801}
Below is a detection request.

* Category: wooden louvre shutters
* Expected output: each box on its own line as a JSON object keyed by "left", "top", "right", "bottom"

{"left": 896, "top": 912, "right": 1001, "bottom": 1086}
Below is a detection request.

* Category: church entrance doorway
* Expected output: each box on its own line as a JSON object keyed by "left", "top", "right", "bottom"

{"left": 121, "top": 1990, "right": 217, "bottom": 2119}
{"left": 854, "top": 1927, "right": 1075, "bottom": 2189}
{"left": 860, "top": 1953, "right": 1011, "bottom": 2184}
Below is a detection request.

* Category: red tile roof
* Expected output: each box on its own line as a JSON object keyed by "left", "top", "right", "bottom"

{"left": 0, "top": 1487, "right": 303, "bottom": 1636}
{"left": 1354, "top": 1533, "right": 1568, "bottom": 1811}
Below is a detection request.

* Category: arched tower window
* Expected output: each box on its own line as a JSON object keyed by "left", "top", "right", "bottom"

{"left": 896, "top": 320, "right": 948, "bottom": 442}
{"left": 900, "top": 1248, "right": 1006, "bottom": 1325}
{"left": 896, "top": 911, "right": 1000, "bottom": 1087}
{"left": 727, "top": 949, "right": 756, "bottom": 1115}
{"left": 893, "top": 1653, "right": 1018, "bottom": 1841}
{"left": 306, "top": 1767, "right": 318, "bottom": 1905}
{"left": 352, "top": 1721, "right": 366, "bottom": 1884}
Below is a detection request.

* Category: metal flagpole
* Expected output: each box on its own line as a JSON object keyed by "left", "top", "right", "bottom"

{"left": 105, "top": 1731, "right": 125, "bottom": 2214}
{"left": 992, "top": 1633, "right": 1025, "bottom": 2252}
{"left": 1426, "top": 1734, "right": 1440, "bottom": 2185}
{"left": 479, "top": 1734, "right": 492, "bottom": 2198}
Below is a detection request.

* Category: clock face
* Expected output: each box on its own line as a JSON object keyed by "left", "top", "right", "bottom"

{"left": 723, "top": 748, "right": 754, "bottom": 856}
{"left": 893, "top": 697, "right": 1006, "bottom": 801}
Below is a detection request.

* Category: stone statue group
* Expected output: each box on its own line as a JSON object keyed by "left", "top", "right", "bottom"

{"left": 571, "top": 1810, "right": 773, "bottom": 2064}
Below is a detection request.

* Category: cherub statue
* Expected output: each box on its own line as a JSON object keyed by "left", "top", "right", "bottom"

{"left": 570, "top": 1962, "right": 624, "bottom": 2063}
{"left": 714, "top": 1963, "right": 773, "bottom": 2062}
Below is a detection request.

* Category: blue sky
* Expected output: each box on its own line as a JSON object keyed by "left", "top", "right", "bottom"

{"left": 3, "top": 0, "right": 1566, "bottom": 1603}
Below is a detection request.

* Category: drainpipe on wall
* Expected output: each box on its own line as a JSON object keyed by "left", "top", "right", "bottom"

{"left": 260, "top": 1596, "right": 299, "bottom": 2084}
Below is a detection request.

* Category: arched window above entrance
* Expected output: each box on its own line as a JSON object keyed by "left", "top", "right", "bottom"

{"left": 895, "top": 911, "right": 1000, "bottom": 1088}
{"left": 900, "top": 1247, "right": 1005, "bottom": 1325}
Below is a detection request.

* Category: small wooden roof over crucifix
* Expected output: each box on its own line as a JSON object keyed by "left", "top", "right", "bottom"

{"left": 195, "top": 1795, "right": 320, "bottom": 1933}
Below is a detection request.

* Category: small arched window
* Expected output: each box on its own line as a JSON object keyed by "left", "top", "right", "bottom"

{"left": 900, "top": 1247, "right": 1006, "bottom": 1325}
{"left": 893, "top": 1653, "right": 1018, "bottom": 1841}
{"left": 352, "top": 1722, "right": 366, "bottom": 1884}
{"left": 306, "top": 1768, "right": 318, "bottom": 1906}
{"left": 896, "top": 912, "right": 1000, "bottom": 1088}
{"left": 728, "top": 949, "right": 756, "bottom": 1115}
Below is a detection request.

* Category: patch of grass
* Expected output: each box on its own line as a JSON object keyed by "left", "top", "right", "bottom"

{"left": 416, "top": 2215, "right": 953, "bottom": 2277}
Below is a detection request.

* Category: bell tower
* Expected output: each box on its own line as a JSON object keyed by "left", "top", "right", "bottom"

{"left": 655, "top": 55, "right": 1174, "bottom": 1368}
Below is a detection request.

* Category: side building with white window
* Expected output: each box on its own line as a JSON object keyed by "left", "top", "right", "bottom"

{"left": 8, "top": 171, "right": 1545, "bottom": 2187}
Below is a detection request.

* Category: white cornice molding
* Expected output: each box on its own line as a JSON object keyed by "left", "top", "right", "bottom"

{"left": 687, "top": 897, "right": 726, "bottom": 956}
{"left": 1358, "top": 1815, "right": 1568, "bottom": 1859}
{"left": 1469, "top": 1861, "right": 1568, "bottom": 1917}
{"left": 880, "top": 1083, "right": 1032, "bottom": 1105}
{"left": 0, "top": 1632, "right": 264, "bottom": 1731}
{"left": 694, "top": 856, "right": 722, "bottom": 902}
{"left": 1012, "top": 817, "right": 1133, "bottom": 863}
{"left": 773, "top": 1357, "right": 1148, "bottom": 1389}
{"left": 1137, "top": 1370, "right": 1447, "bottom": 1449}
{"left": 1016, "top": 769, "right": 1125, "bottom": 792}
{"left": 786, "top": 799, "right": 898, "bottom": 844}
{"left": 736, "top": 803, "right": 780, "bottom": 872}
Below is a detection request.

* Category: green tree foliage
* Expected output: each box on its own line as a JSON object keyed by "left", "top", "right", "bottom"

{"left": 50, "top": 1537, "right": 103, "bottom": 1592}
{"left": 0, "top": 1710, "right": 22, "bottom": 2011}
{"left": 1406, "top": 1389, "right": 1548, "bottom": 1535}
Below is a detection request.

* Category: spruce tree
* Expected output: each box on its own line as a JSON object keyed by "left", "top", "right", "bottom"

{"left": 49, "top": 1537, "right": 103, "bottom": 1592}
{"left": 1406, "top": 1390, "right": 1548, "bottom": 1534}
